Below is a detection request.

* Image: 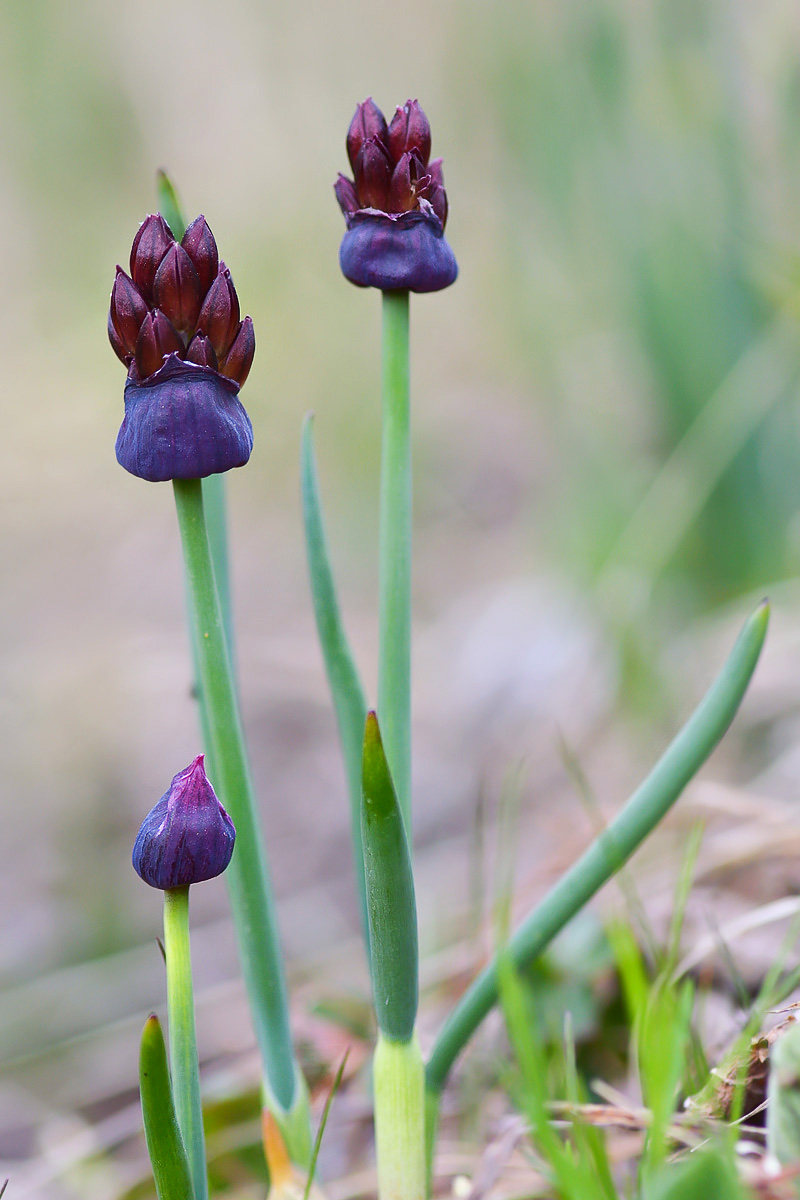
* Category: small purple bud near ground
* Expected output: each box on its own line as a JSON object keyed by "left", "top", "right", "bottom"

{"left": 132, "top": 755, "right": 236, "bottom": 890}
{"left": 335, "top": 98, "right": 458, "bottom": 292}
{"left": 107, "top": 214, "right": 255, "bottom": 480}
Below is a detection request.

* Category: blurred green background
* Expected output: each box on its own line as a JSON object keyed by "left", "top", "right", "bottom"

{"left": 2, "top": 0, "right": 800, "bottom": 1192}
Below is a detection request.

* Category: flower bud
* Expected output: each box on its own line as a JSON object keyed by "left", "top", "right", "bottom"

{"left": 354, "top": 139, "right": 393, "bottom": 211}
{"left": 110, "top": 267, "right": 149, "bottom": 356}
{"left": 132, "top": 755, "right": 235, "bottom": 890}
{"left": 185, "top": 331, "right": 219, "bottom": 371}
{"left": 196, "top": 265, "right": 240, "bottom": 360}
{"left": 153, "top": 243, "right": 202, "bottom": 333}
{"left": 387, "top": 100, "right": 431, "bottom": 166}
{"left": 334, "top": 98, "right": 457, "bottom": 293}
{"left": 108, "top": 309, "right": 131, "bottom": 366}
{"left": 388, "top": 151, "right": 429, "bottom": 214}
{"left": 135, "top": 309, "right": 184, "bottom": 380}
{"left": 221, "top": 316, "right": 255, "bottom": 387}
{"left": 346, "top": 97, "right": 389, "bottom": 173}
{"left": 109, "top": 213, "right": 256, "bottom": 480}
{"left": 116, "top": 354, "right": 253, "bottom": 481}
{"left": 130, "top": 214, "right": 174, "bottom": 302}
{"left": 181, "top": 215, "right": 219, "bottom": 294}
{"left": 334, "top": 174, "right": 359, "bottom": 216}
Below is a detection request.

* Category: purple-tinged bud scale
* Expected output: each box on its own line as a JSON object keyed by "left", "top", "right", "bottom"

{"left": 335, "top": 97, "right": 457, "bottom": 293}
{"left": 132, "top": 755, "right": 235, "bottom": 890}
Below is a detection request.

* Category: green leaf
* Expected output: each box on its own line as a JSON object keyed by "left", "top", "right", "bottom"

{"left": 301, "top": 415, "right": 369, "bottom": 942}
{"left": 157, "top": 169, "right": 187, "bottom": 240}
{"left": 362, "top": 712, "right": 418, "bottom": 1042}
{"left": 139, "top": 1014, "right": 194, "bottom": 1200}
{"left": 426, "top": 600, "right": 770, "bottom": 1096}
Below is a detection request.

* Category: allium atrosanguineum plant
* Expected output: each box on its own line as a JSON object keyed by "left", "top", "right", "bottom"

{"left": 132, "top": 754, "right": 235, "bottom": 889}
{"left": 133, "top": 755, "right": 236, "bottom": 1200}
{"left": 108, "top": 213, "right": 255, "bottom": 481}
{"left": 335, "top": 98, "right": 458, "bottom": 292}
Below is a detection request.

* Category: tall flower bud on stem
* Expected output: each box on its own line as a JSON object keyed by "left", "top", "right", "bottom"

{"left": 112, "top": 184, "right": 311, "bottom": 1166}
{"left": 133, "top": 755, "right": 236, "bottom": 1200}
{"left": 327, "top": 98, "right": 458, "bottom": 840}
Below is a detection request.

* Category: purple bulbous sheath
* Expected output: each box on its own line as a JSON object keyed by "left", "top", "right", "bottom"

{"left": 133, "top": 755, "right": 236, "bottom": 889}
{"left": 334, "top": 98, "right": 457, "bottom": 293}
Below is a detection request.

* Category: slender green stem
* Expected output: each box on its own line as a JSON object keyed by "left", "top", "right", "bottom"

{"left": 172, "top": 479, "right": 297, "bottom": 1119}
{"left": 163, "top": 886, "right": 206, "bottom": 1200}
{"left": 425, "top": 601, "right": 769, "bottom": 1098}
{"left": 378, "top": 290, "right": 412, "bottom": 834}
{"left": 202, "top": 473, "right": 236, "bottom": 664}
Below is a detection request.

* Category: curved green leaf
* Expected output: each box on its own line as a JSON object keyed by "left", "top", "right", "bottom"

{"left": 301, "top": 415, "right": 369, "bottom": 941}
{"left": 426, "top": 601, "right": 769, "bottom": 1096}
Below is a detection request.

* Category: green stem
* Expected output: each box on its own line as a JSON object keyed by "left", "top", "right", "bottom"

{"left": 374, "top": 1032, "right": 426, "bottom": 1200}
{"left": 172, "top": 479, "right": 297, "bottom": 1120}
{"left": 425, "top": 601, "right": 769, "bottom": 1099}
{"left": 378, "top": 290, "right": 412, "bottom": 835}
{"left": 163, "top": 886, "right": 206, "bottom": 1200}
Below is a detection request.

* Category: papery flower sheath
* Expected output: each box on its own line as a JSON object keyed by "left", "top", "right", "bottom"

{"left": 335, "top": 98, "right": 458, "bottom": 292}
{"left": 108, "top": 214, "right": 255, "bottom": 481}
{"left": 132, "top": 755, "right": 236, "bottom": 889}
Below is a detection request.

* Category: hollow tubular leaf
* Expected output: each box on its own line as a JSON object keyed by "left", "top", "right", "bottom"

{"left": 301, "top": 415, "right": 369, "bottom": 941}
{"left": 139, "top": 1015, "right": 194, "bottom": 1200}
{"left": 425, "top": 601, "right": 769, "bottom": 1098}
{"left": 362, "top": 712, "right": 418, "bottom": 1041}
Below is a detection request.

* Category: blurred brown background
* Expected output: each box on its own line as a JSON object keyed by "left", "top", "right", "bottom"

{"left": 4, "top": 0, "right": 800, "bottom": 1194}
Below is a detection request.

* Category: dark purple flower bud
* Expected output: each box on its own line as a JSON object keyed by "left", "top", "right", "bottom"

{"left": 334, "top": 173, "right": 359, "bottom": 217}
{"left": 132, "top": 755, "right": 235, "bottom": 890}
{"left": 196, "top": 265, "right": 240, "bottom": 360}
{"left": 339, "top": 208, "right": 458, "bottom": 293}
{"left": 108, "top": 309, "right": 131, "bottom": 365}
{"left": 221, "top": 316, "right": 255, "bottom": 387}
{"left": 181, "top": 215, "right": 219, "bottom": 295}
{"left": 135, "top": 310, "right": 184, "bottom": 380}
{"left": 387, "top": 100, "right": 432, "bottom": 167}
{"left": 346, "top": 97, "right": 389, "bottom": 173}
{"left": 388, "top": 151, "right": 429, "bottom": 214}
{"left": 110, "top": 267, "right": 149, "bottom": 355}
{"left": 185, "top": 331, "right": 219, "bottom": 371}
{"left": 130, "top": 214, "right": 174, "bottom": 301}
{"left": 110, "top": 212, "right": 256, "bottom": 479}
{"left": 153, "top": 243, "right": 202, "bottom": 334}
{"left": 116, "top": 355, "right": 253, "bottom": 481}
{"left": 354, "top": 138, "right": 393, "bottom": 210}
{"left": 335, "top": 98, "right": 457, "bottom": 292}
